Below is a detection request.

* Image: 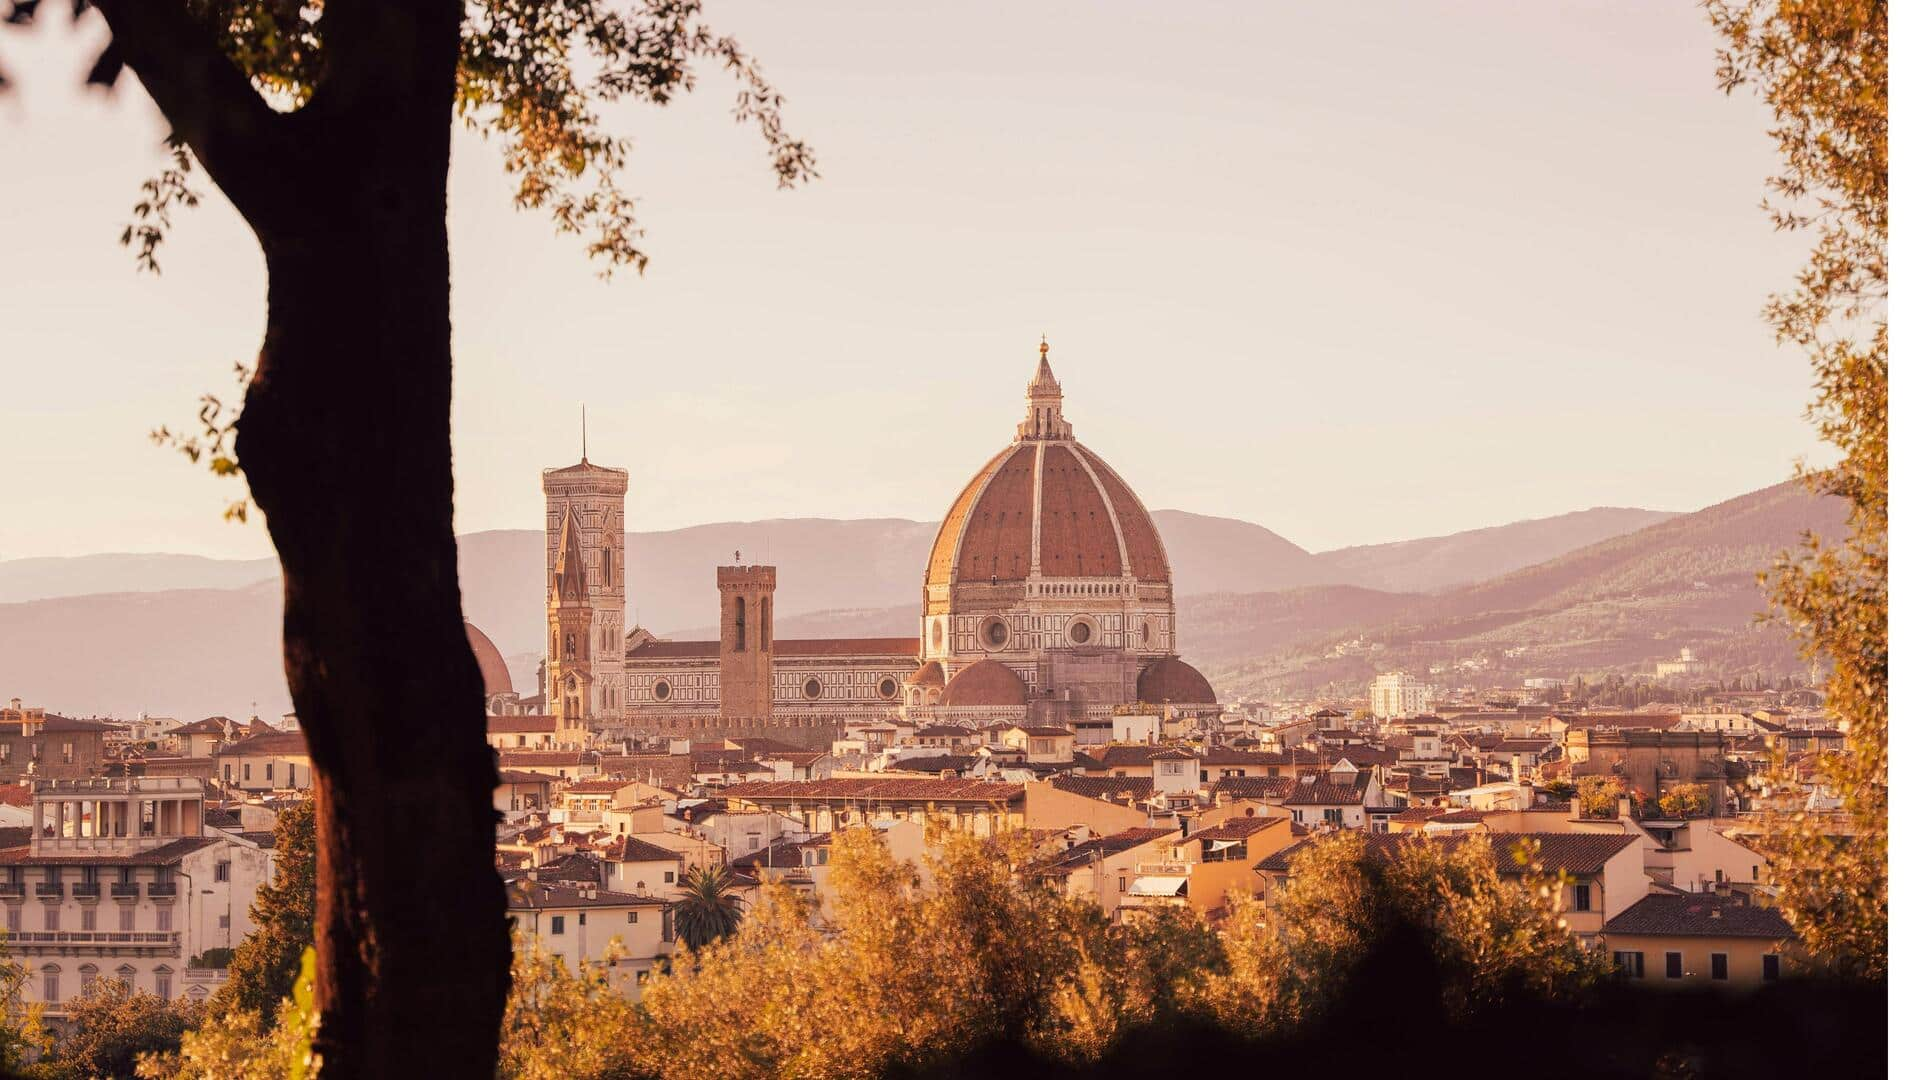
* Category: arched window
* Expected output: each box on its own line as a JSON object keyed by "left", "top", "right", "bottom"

{"left": 733, "top": 597, "right": 747, "bottom": 652}
{"left": 761, "top": 601, "right": 770, "bottom": 651}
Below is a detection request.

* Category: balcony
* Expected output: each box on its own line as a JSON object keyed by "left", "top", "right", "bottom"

{"left": 1135, "top": 862, "right": 1194, "bottom": 877}
{"left": 72, "top": 882, "right": 102, "bottom": 900}
{"left": 0, "top": 882, "right": 23, "bottom": 898}
{"left": 34, "top": 882, "right": 63, "bottom": 898}
{"left": 110, "top": 883, "right": 140, "bottom": 900}
{"left": 1, "top": 930, "right": 181, "bottom": 955}
{"left": 147, "top": 883, "right": 177, "bottom": 899}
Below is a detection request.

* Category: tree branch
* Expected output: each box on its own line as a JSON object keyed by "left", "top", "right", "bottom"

{"left": 90, "top": 0, "right": 295, "bottom": 227}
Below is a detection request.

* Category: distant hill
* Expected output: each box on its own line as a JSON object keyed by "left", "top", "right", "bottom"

{"left": 1151, "top": 510, "right": 1324, "bottom": 593}
{"left": 1176, "top": 586, "right": 1423, "bottom": 668}
{"left": 1210, "top": 481, "right": 1847, "bottom": 699}
{"left": 0, "top": 499, "right": 1732, "bottom": 718}
{"left": 0, "top": 552, "right": 280, "bottom": 603}
{"left": 0, "top": 581, "right": 292, "bottom": 721}
{"left": 1308, "top": 506, "right": 1680, "bottom": 593}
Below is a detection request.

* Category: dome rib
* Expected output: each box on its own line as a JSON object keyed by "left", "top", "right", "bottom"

{"left": 950, "top": 444, "right": 1036, "bottom": 585}
{"left": 926, "top": 444, "right": 1020, "bottom": 590}
{"left": 1060, "top": 442, "right": 1131, "bottom": 579}
{"left": 1076, "top": 446, "right": 1170, "bottom": 584}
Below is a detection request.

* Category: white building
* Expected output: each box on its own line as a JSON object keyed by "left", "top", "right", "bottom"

{"left": 504, "top": 878, "right": 673, "bottom": 997}
{"left": 0, "top": 777, "right": 273, "bottom": 1017}
{"left": 1370, "top": 671, "right": 1432, "bottom": 719}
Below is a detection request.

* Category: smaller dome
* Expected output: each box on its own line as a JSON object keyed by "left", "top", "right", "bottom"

{"left": 466, "top": 622, "right": 515, "bottom": 697}
{"left": 942, "top": 659, "right": 1029, "bottom": 708}
{"left": 1136, "top": 658, "right": 1216, "bottom": 705}
{"left": 908, "top": 661, "right": 947, "bottom": 688}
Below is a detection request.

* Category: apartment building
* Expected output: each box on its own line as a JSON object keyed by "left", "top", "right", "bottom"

{"left": 0, "top": 777, "right": 271, "bottom": 1017}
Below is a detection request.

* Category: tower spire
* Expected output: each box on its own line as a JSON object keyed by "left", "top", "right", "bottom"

{"left": 1018, "top": 335, "right": 1071, "bottom": 441}
{"left": 580, "top": 404, "right": 588, "bottom": 464}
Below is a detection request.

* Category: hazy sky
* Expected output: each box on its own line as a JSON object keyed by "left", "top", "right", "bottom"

{"left": 0, "top": 1, "right": 1825, "bottom": 563}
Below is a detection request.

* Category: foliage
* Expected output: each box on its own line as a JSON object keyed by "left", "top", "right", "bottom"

{"left": 1189, "top": 832, "right": 1374, "bottom": 1037}
{"left": 495, "top": 937, "right": 647, "bottom": 1080}
{"left": 1377, "top": 836, "right": 1607, "bottom": 1015}
{"left": 211, "top": 800, "right": 316, "bottom": 1026}
{"left": 138, "top": 948, "right": 320, "bottom": 1080}
{"left": 1186, "top": 833, "right": 1602, "bottom": 1040}
{"left": 1657, "top": 783, "right": 1709, "bottom": 818}
{"left": 1574, "top": 775, "right": 1625, "bottom": 818}
{"left": 2, "top": 0, "right": 815, "bottom": 279}
{"left": 0, "top": 933, "right": 50, "bottom": 1074}
{"left": 3, "top": 0, "right": 816, "bottom": 527}
{"left": 148, "top": 363, "right": 253, "bottom": 523}
{"left": 31, "top": 979, "right": 200, "bottom": 1080}
{"left": 632, "top": 826, "right": 1112, "bottom": 1078}
{"left": 188, "top": 949, "right": 234, "bottom": 971}
{"left": 1705, "top": 0, "right": 1886, "bottom": 979}
{"left": 1535, "top": 778, "right": 1576, "bottom": 801}
{"left": 669, "top": 864, "right": 744, "bottom": 951}
{"left": 624, "top": 826, "right": 1603, "bottom": 1076}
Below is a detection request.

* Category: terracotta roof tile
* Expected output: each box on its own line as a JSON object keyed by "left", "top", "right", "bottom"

{"left": 1047, "top": 775, "right": 1156, "bottom": 802}
{"left": 1603, "top": 894, "right": 1794, "bottom": 939}
{"left": 1185, "top": 816, "right": 1292, "bottom": 844}
{"left": 724, "top": 778, "right": 1023, "bottom": 802}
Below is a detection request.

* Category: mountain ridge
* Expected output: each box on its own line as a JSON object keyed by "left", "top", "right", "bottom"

{"left": 0, "top": 491, "right": 1810, "bottom": 718}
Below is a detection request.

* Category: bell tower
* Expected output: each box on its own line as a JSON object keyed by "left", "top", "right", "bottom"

{"left": 542, "top": 437, "right": 628, "bottom": 721}
{"left": 548, "top": 504, "right": 594, "bottom": 730}
{"left": 717, "top": 563, "right": 776, "bottom": 719}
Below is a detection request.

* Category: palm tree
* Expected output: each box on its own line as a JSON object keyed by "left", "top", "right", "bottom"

{"left": 671, "top": 865, "right": 745, "bottom": 950}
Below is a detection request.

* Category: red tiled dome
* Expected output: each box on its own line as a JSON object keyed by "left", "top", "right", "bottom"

{"left": 941, "top": 660, "right": 1029, "bottom": 708}
{"left": 908, "top": 660, "right": 947, "bottom": 688}
{"left": 466, "top": 622, "right": 515, "bottom": 697}
{"left": 925, "top": 350, "right": 1169, "bottom": 591}
{"left": 925, "top": 441, "right": 1168, "bottom": 588}
{"left": 1136, "top": 658, "right": 1215, "bottom": 705}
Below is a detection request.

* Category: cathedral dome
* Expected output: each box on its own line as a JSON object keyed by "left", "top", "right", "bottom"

{"left": 941, "top": 659, "right": 1029, "bottom": 707}
{"left": 925, "top": 343, "right": 1169, "bottom": 591}
{"left": 466, "top": 622, "right": 515, "bottom": 697}
{"left": 907, "top": 660, "right": 947, "bottom": 688}
{"left": 1135, "top": 657, "right": 1216, "bottom": 705}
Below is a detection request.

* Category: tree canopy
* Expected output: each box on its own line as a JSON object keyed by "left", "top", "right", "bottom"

{"left": 1705, "top": 0, "right": 1887, "bottom": 979}
{"left": 212, "top": 799, "right": 317, "bottom": 1024}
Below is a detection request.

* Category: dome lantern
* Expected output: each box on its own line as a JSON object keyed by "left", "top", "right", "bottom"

{"left": 1018, "top": 336, "right": 1071, "bottom": 441}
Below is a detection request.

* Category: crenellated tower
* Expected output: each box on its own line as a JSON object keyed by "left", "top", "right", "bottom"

{"left": 717, "top": 563, "right": 777, "bottom": 719}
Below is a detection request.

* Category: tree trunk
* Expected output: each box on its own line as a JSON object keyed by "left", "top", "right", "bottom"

{"left": 237, "top": 215, "right": 510, "bottom": 1075}
{"left": 88, "top": 0, "right": 505, "bottom": 1073}
{"left": 225, "top": 13, "right": 508, "bottom": 1075}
